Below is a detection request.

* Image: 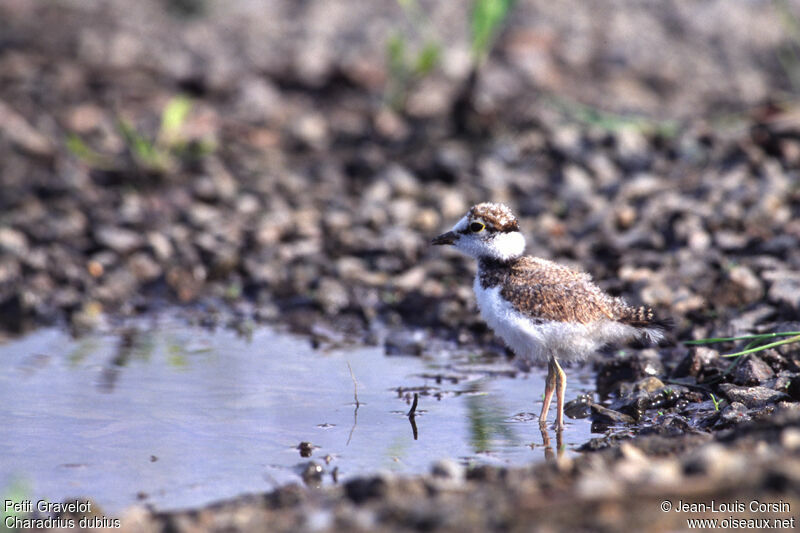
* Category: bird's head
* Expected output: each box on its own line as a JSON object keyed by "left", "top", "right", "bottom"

{"left": 432, "top": 202, "right": 525, "bottom": 262}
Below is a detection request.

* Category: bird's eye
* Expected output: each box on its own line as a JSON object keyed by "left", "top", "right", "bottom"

{"left": 469, "top": 222, "right": 485, "bottom": 233}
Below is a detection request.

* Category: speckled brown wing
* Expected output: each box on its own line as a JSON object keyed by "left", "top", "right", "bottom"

{"left": 500, "top": 257, "right": 617, "bottom": 324}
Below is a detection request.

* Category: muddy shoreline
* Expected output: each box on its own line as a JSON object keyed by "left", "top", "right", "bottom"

{"left": 44, "top": 409, "right": 800, "bottom": 532}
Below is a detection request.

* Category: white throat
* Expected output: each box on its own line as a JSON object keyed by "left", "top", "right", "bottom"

{"left": 481, "top": 231, "right": 525, "bottom": 261}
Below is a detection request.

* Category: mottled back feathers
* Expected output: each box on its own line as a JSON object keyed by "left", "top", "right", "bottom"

{"left": 479, "top": 256, "right": 661, "bottom": 328}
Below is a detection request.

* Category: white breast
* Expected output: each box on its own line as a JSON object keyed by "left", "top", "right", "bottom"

{"left": 473, "top": 276, "right": 635, "bottom": 364}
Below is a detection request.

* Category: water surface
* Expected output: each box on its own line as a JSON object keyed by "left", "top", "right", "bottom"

{"left": 0, "top": 318, "right": 596, "bottom": 513}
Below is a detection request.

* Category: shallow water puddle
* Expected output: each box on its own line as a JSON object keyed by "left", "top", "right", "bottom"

{"left": 0, "top": 319, "right": 595, "bottom": 513}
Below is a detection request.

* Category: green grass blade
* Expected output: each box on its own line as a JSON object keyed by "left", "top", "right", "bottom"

{"left": 684, "top": 332, "right": 800, "bottom": 345}
{"left": 722, "top": 334, "right": 800, "bottom": 358}
{"left": 709, "top": 393, "right": 720, "bottom": 411}
{"left": 743, "top": 339, "right": 764, "bottom": 351}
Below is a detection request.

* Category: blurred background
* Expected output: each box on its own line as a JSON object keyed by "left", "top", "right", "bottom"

{"left": 3, "top": 1, "right": 800, "bottom": 528}
{"left": 1, "top": 0, "right": 799, "bottom": 345}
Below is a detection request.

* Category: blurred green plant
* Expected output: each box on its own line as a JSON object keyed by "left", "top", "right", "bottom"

{"left": 66, "top": 135, "right": 115, "bottom": 170}
{"left": 118, "top": 94, "right": 208, "bottom": 173}
{"left": 384, "top": 0, "right": 442, "bottom": 110}
{"left": 470, "top": 0, "right": 515, "bottom": 65}
{"left": 453, "top": 0, "right": 517, "bottom": 132}
{"left": 546, "top": 95, "right": 680, "bottom": 136}
{"left": 67, "top": 95, "right": 214, "bottom": 177}
{"left": 384, "top": 0, "right": 517, "bottom": 117}
{"left": 159, "top": 94, "right": 194, "bottom": 146}
{"left": 117, "top": 119, "right": 170, "bottom": 172}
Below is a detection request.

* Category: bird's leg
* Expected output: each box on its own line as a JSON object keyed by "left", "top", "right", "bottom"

{"left": 553, "top": 356, "right": 567, "bottom": 430}
{"left": 539, "top": 358, "right": 557, "bottom": 428}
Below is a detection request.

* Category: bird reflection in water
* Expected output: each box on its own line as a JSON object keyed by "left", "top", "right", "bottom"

{"left": 540, "top": 426, "right": 564, "bottom": 461}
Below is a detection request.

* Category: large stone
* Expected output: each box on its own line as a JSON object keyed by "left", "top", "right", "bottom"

{"left": 590, "top": 403, "right": 635, "bottom": 425}
{"left": 718, "top": 384, "right": 789, "bottom": 409}
{"left": 733, "top": 356, "right": 774, "bottom": 386}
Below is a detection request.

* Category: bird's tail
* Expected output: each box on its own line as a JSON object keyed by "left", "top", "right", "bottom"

{"left": 617, "top": 303, "right": 672, "bottom": 344}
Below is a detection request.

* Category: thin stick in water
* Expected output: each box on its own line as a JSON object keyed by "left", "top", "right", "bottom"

{"left": 407, "top": 392, "right": 419, "bottom": 440}
{"left": 407, "top": 392, "right": 419, "bottom": 417}
{"left": 347, "top": 361, "right": 360, "bottom": 408}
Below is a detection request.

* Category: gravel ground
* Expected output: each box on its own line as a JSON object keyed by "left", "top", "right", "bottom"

{"left": 3, "top": 0, "right": 800, "bottom": 530}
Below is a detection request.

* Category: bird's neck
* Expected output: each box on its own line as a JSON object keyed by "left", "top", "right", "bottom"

{"left": 476, "top": 256, "right": 518, "bottom": 289}
{"left": 478, "top": 255, "right": 519, "bottom": 270}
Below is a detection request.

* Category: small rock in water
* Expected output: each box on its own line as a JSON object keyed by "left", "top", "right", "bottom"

{"left": 297, "top": 441, "right": 314, "bottom": 458}
{"left": 564, "top": 394, "right": 593, "bottom": 419}
{"left": 301, "top": 461, "right": 324, "bottom": 485}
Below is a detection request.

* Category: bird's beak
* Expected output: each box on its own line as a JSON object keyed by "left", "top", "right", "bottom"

{"left": 431, "top": 231, "right": 457, "bottom": 245}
